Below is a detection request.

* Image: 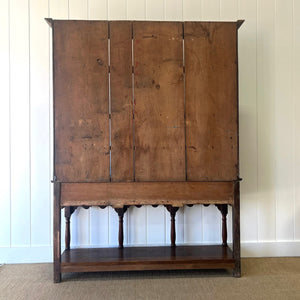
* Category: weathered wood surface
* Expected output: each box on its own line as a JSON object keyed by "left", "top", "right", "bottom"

{"left": 54, "top": 21, "right": 110, "bottom": 182}
{"left": 110, "top": 21, "right": 134, "bottom": 182}
{"left": 185, "top": 22, "right": 238, "bottom": 181}
{"left": 60, "top": 181, "right": 234, "bottom": 207}
{"left": 53, "top": 182, "right": 61, "bottom": 283}
{"left": 133, "top": 21, "right": 185, "bottom": 181}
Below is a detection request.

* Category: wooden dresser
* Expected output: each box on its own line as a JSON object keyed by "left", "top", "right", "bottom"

{"left": 46, "top": 19, "right": 243, "bottom": 282}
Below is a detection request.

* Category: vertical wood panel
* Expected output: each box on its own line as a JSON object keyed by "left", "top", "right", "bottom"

{"left": 294, "top": 0, "right": 300, "bottom": 241}
{"left": 134, "top": 21, "right": 185, "bottom": 181}
{"left": 185, "top": 22, "right": 238, "bottom": 181}
{"left": 87, "top": 0, "right": 109, "bottom": 247}
{"left": 238, "top": 0, "right": 258, "bottom": 242}
{"left": 0, "top": 0, "right": 11, "bottom": 247}
{"left": 108, "top": 0, "right": 126, "bottom": 19}
{"left": 127, "top": 0, "right": 145, "bottom": 20}
{"left": 110, "top": 21, "right": 134, "bottom": 182}
{"left": 274, "top": 0, "right": 294, "bottom": 240}
{"left": 257, "top": 0, "right": 276, "bottom": 241}
{"left": 54, "top": 21, "right": 109, "bottom": 182}
{"left": 146, "top": 0, "right": 164, "bottom": 20}
{"left": 10, "top": 0, "right": 31, "bottom": 246}
{"left": 88, "top": 0, "right": 108, "bottom": 20}
{"left": 165, "top": 0, "right": 182, "bottom": 20}
{"left": 183, "top": 0, "right": 201, "bottom": 21}
{"left": 30, "top": 0, "right": 51, "bottom": 246}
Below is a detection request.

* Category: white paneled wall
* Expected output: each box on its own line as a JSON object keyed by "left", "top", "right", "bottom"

{"left": 1, "top": 0, "right": 300, "bottom": 263}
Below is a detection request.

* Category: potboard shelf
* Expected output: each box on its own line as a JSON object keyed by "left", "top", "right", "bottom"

{"left": 61, "top": 245, "right": 235, "bottom": 273}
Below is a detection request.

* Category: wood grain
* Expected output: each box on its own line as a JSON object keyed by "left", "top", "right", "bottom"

{"left": 133, "top": 21, "right": 185, "bottom": 181}
{"left": 185, "top": 22, "right": 238, "bottom": 181}
{"left": 53, "top": 182, "right": 61, "bottom": 283}
{"left": 61, "top": 245, "right": 235, "bottom": 273}
{"left": 60, "top": 181, "right": 234, "bottom": 207}
{"left": 110, "top": 21, "right": 134, "bottom": 182}
{"left": 53, "top": 21, "right": 109, "bottom": 182}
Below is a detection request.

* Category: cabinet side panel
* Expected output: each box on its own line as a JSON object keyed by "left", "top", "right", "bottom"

{"left": 185, "top": 22, "right": 238, "bottom": 181}
{"left": 134, "top": 21, "right": 185, "bottom": 181}
{"left": 110, "top": 21, "right": 134, "bottom": 182}
{"left": 54, "top": 21, "right": 109, "bottom": 182}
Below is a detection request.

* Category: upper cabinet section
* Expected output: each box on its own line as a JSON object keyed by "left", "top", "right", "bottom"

{"left": 50, "top": 20, "right": 242, "bottom": 182}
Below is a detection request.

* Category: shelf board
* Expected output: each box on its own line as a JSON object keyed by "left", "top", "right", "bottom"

{"left": 61, "top": 245, "right": 235, "bottom": 273}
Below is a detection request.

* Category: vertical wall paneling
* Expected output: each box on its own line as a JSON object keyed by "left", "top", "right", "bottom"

{"left": 145, "top": 0, "right": 164, "bottom": 20}
{"left": 108, "top": 0, "right": 126, "bottom": 20}
{"left": 88, "top": 0, "right": 108, "bottom": 19}
{"left": 201, "top": 0, "right": 220, "bottom": 20}
{"left": 0, "top": 0, "right": 11, "bottom": 247}
{"left": 10, "top": 0, "right": 31, "bottom": 246}
{"left": 128, "top": 206, "right": 147, "bottom": 245}
{"left": 127, "top": 0, "right": 145, "bottom": 20}
{"left": 69, "top": 0, "right": 88, "bottom": 19}
{"left": 294, "top": 0, "right": 300, "bottom": 240}
{"left": 49, "top": 0, "right": 68, "bottom": 18}
{"left": 184, "top": 206, "right": 203, "bottom": 243}
{"left": 257, "top": 0, "right": 276, "bottom": 241}
{"left": 165, "top": 0, "right": 183, "bottom": 20}
{"left": 238, "top": 0, "right": 258, "bottom": 242}
{"left": 220, "top": 0, "right": 238, "bottom": 20}
{"left": 183, "top": 0, "right": 201, "bottom": 21}
{"left": 30, "top": 0, "right": 51, "bottom": 246}
{"left": 274, "top": 0, "right": 294, "bottom": 240}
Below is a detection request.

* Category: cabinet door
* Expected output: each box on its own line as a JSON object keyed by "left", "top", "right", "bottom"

{"left": 185, "top": 22, "right": 238, "bottom": 181}
{"left": 53, "top": 21, "right": 109, "bottom": 182}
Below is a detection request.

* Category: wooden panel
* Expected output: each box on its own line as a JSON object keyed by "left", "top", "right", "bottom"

{"left": 185, "top": 22, "right": 238, "bottom": 181}
{"left": 61, "top": 181, "right": 234, "bottom": 207}
{"left": 110, "top": 21, "right": 134, "bottom": 182}
{"left": 61, "top": 246, "right": 235, "bottom": 272}
{"left": 134, "top": 21, "right": 185, "bottom": 181}
{"left": 54, "top": 21, "right": 109, "bottom": 182}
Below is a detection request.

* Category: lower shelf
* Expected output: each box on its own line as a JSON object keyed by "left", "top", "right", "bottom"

{"left": 61, "top": 245, "right": 235, "bottom": 273}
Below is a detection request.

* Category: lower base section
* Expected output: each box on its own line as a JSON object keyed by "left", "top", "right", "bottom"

{"left": 60, "top": 245, "right": 235, "bottom": 273}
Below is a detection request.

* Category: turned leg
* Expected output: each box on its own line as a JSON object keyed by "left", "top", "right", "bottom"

{"left": 233, "top": 182, "right": 241, "bottom": 277}
{"left": 216, "top": 204, "right": 228, "bottom": 247}
{"left": 165, "top": 205, "right": 179, "bottom": 247}
{"left": 64, "top": 206, "right": 76, "bottom": 250}
{"left": 64, "top": 207, "right": 71, "bottom": 250}
{"left": 53, "top": 182, "right": 61, "bottom": 283}
{"left": 114, "top": 206, "right": 128, "bottom": 249}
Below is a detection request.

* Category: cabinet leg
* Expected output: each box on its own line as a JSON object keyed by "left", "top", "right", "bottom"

{"left": 64, "top": 206, "right": 76, "bottom": 250}
{"left": 216, "top": 204, "right": 228, "bottom": 247}
{"left": 165, "top": 205, "right": 179, "bottom": 247}
{"left": 53, "top": 182, "right": 61, "bottom": 283}
{"left": 233, "top": 182, "right": 241, "bottom": 277}
{"left": 114, "top": 206, "right": 128, "bottom": 249}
